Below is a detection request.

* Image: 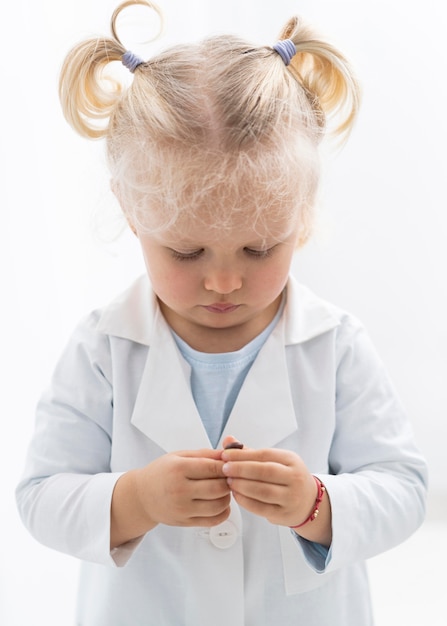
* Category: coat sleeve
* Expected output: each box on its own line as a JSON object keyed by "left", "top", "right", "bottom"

{"left": 15, "top": 312, "right": 126, "bottom": 567}
{"left": 305, "top": 315, "right": 428, "bottom": 573}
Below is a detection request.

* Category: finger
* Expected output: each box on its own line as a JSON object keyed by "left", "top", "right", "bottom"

{"left": 232, "top": 491, "right": 280, "bottom": 520}
{"left": 223, "top": 460, "right": 290, "bottom": 485}
{"left": 176, "top": 448, "right": 224, "bottom": 460}
{"left": 221, "top": 447, "right": 298, "bottom": 465}
{"left": 170, "top": 496, "right": 232, "bottom": 526}
{"left": 190, "top": 494, "right": 232, "bottom": 515}
{"left": 183, "top": 507, "right": 231, "bottom": 528}
{"left": 190, "top": 477, "right": 231, "bottom": 500}
{"left": 228, "top": 477, "right": 286, "bottom": 505}
{"left": 172, "top": 455, "right": 227, "bottom": 480}
{"left": 222, "top": 435, "right": 244, "bottom": 450}
{"left": 222, "top": 435, "right": 237, "bottom": 449}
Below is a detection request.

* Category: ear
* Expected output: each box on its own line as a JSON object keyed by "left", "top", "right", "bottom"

{"left": 294, "top": 210, "right": 313, "bottom": 249}
{"left": 126, "top": 217, "right": 138, "bottom": 237}
{"left": 296, "top": 228, "right": 311, "bottom": 249}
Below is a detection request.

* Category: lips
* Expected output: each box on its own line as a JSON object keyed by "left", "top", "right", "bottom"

{"left": 203, "top": 303, "right": 240, "bottom": 313}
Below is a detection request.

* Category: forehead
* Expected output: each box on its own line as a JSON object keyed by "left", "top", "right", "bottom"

{"left": 153, "top": 210, "right": 298, "bottom": 247}
{"left": 125, "top": 141, "right": 311, "bottom": 240}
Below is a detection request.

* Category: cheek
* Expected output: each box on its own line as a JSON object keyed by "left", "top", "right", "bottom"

{"left": 261, "top": 271, "right": 287, "bottom": 294}
{"left": 139, "top": 246, "right": 185, "bottom": 291}
{"left": 250, "top": 261, "right": 291, "bottom": 294}
{"left": 149, "top": 264, "right": 200, "bottom": 303}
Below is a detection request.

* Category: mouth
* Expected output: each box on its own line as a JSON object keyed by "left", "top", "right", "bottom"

{"left": 202, "top": 303, "right": 240, "bottom": 314}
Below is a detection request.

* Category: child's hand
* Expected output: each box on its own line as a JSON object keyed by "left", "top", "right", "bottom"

{"left": 221, "top": 444, "right": 319, "bottom": 530}
{"left": 133, "top": 449, "right": 232, "bottom": 528}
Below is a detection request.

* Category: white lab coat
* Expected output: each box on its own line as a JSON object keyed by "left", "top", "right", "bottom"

{"left": 16, "top": 275, "right": 427, "bottom": 626}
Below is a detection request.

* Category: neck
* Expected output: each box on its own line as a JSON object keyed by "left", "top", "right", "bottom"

{"left": 159, "top": 296, "right": 282, "bottom": 353}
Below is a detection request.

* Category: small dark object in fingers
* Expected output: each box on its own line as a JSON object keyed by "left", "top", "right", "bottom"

{"left": 224, "top": 441, "right": 244, "bottom": 450}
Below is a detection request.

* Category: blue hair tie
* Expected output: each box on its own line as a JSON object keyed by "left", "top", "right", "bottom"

{"left": 272, "top": 39, "right": 296, "bottom": 66}
{"left": 122, "top": 50, "right": 144, "bottom": 73}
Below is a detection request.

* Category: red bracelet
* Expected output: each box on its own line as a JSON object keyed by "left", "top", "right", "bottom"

{"left": 290, "top": 476, "right": 326, "bottom": 529}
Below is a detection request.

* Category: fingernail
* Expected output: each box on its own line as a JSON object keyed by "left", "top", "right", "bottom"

{"left": 222, "top": 462, "right": 230, "bottom": 474}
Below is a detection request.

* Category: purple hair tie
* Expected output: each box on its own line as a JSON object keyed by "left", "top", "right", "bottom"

{"left": 272, "top": 39, "right": 296, "bottom": 66}
{"left": 122, "top": 50, "right": 144, "bottom": 73}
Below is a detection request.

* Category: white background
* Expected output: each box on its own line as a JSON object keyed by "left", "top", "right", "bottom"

{"left": 1, "top": 1, "right": 446, "bottom": 624}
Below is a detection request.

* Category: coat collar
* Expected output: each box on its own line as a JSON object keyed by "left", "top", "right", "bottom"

{"left": 96, "top": 274, "right": 341, "bottom": 452}
{"left": 96, "top": 273, "right": 340, "bottom": 348}
{"left": 130, "top": 303, "right": 301, "bottom": 451}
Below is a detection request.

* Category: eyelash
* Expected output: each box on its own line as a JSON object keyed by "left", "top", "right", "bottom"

{"left": 244, "top": 246, "right": 276, "bottom": 259}
{"left": 170, "top": 249, "right": 205, "bottom": 262}
{"left": 170, "top": 246, "right": 276, "bottom": 262}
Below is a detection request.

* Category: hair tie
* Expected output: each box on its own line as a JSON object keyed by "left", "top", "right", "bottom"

{"left": 122, "top": 50, "right": 144, "bottom": 73}
{"left": 272, "top": 39, "right": 296, "bottom": 66}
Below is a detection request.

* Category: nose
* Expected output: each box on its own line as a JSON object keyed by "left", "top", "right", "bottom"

{"left": 203, "top": 263, "right": 243, "bottom": 295}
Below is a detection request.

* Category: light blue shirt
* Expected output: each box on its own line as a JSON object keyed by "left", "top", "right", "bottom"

{"left": 173, "top": 296, "right": 285, "bottom": 447}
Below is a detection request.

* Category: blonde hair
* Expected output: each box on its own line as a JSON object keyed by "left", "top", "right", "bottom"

{"left": 59, "top": 0, "right": 360, "bottom": 242}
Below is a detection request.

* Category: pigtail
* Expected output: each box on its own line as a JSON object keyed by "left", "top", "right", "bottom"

{"left": 59, "top": 37, "right": 126, "bottom": 139}
{"left": 59, "top": 0, "right": 163, "bottom": 139}
{"left": 277, "top": 17, "right": 361, "bottom": 141}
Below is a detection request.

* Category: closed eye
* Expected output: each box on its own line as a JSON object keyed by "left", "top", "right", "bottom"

{"left": 243, "top": 246, "right": 277, "bottom": 259}
{"left": 170, "top": 248, "right": 205, "bottom": 261}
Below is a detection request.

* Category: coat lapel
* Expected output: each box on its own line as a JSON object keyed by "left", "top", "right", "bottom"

{"left": 114, "top": 274, "right": 340, "bottom": 453}
{"left": 130, "top": 306, "right": 298, "bottom": 453}
{"left": 130, "top": 307, "right": 211, "bottom": 452}
{"left": 219, "top": 317, "right": 298, "bottom": 449}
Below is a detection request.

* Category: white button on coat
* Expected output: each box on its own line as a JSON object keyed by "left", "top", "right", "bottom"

{"left": 209, "top": 501, "right": 241, "bottom": 549}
